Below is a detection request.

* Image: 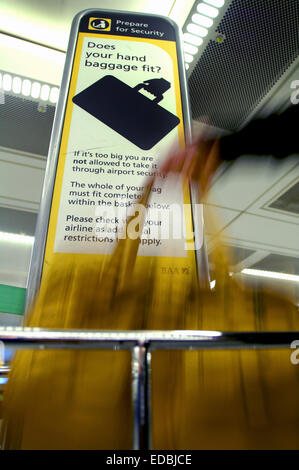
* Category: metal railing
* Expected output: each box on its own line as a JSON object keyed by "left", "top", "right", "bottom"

{"left": 0, "top": 327, "right": 298, "bottom": 449}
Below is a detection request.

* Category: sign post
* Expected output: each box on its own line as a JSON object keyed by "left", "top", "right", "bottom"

{"left": 26, "top": 9, "right": 209, "bottom": 312}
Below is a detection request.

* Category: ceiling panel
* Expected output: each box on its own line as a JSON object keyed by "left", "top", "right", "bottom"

{"left": 252, "top": 253, "right": 299, "bottom": 276}
{"left": 0, "top": 207, "right": 37, "bottom": 236}
{"left": 0, "top": 238, "right": 32, "bottom": 288}
{"left": 0, "top": 94, "right": 55, "bottom": 156}
{"left": 207, "top": 155, "right": 299, "bottom": 212}
{"left": 220, "top": 213, "right": 299, "bottom": 256}
{"left": 268, "top": 181, "right": 299, "bottom": 216}
{"left": 203, "top": 204, "right": 239, "bottom": 235}
{"left": 0, "top": 313, "right": 23, "bottom": 326}
{"left": 188, "top": 0, "right": 299, "bottom": 130}
{"left": 209, "top": 244, "right": 256, "bottom": 267}
{"left": 244, "top": 160, "right": 299, "bottom": 223}
{"left": 0, "top": 148, "right": 46, "bottom": 212}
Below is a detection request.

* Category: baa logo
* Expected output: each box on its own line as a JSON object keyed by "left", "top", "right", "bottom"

{"left": 88, "top": 18, "right": 111, "bottom": 31}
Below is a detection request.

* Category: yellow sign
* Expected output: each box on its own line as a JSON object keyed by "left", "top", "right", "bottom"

{"left": 32, "top": 12, "right": 200, "bottom": 298}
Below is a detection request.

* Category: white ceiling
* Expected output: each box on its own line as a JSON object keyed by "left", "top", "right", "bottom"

{"left": 205, "top": 156, "right": 299, "bottom": 257}
{"left": 0, "top": 0, "right": 194, "bottom": 84}
{"left": 0, "top": 0, "right": 194, "bottom": 50}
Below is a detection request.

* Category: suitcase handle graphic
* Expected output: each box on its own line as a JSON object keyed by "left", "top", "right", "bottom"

{"left": 134, "top": 78, "right": 171, "bottom": 104}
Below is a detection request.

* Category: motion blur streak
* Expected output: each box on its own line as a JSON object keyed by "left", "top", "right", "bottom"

{"left": 1, "top": 184, "right": 299, "bottom": 450}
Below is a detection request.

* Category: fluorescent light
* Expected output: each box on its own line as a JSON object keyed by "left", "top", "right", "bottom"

{"left": 173, "top": 329, "right": 222, "bottom": 337}
{"left": 192, "top": 13, "right": 214, "bottom": 28}
{"left": 183, "top": 33, "right": 204, "bottom": 46}
{"left": 2, "top": 73, "right": 12, "bottom": 91}
{"left": 40, "top": 84, "right": 50, "bottom": 101}
{"left": 204, "top": 0, "right": 225, "bottom": 7}
{"left": 12, "top": 76, "right": 22, "bottom": 94}
{"left": 1, "top": 72, "right": 59, "bottom": 103}
{"left": 0, "top": 231, "right": 34, "bottom": 245}
{"left": 184, "top": 43, "right": 198, "bottom": 55}
{"left": 49, "top": 86, "right": 59, "bottom": 103}
{"left": 22, "top": 79, "right": 31, "bottom": 96}
{"left": 241, "top": 268, "right": 299, "bottom": 283}
{"left": 31, "top": 81, "right": 41, "bottom": 99}
{"left": 184, "top": 53, "right": 194, "bottom": 63}
{"left": 187, "top": 23, "right": 208, "bottom": 37}
{"left": 197, "top": 3, "right": 219, "bottom": 18}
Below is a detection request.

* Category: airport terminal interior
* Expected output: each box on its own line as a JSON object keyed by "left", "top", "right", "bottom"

{"left": 0, "top": 0, "right": 299, "bottom": 450}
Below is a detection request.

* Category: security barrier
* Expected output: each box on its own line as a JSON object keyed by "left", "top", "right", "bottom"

{"left": 0, "top": 327, "right": 298, "bottom": 450}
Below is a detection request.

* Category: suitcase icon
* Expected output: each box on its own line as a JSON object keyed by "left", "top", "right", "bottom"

{"left": 72, "top": 75, "right": 180, "bottom": 150}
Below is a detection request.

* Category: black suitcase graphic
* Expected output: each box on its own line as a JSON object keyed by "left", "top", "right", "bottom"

{"left": 72, "top": 75, "right": 180, "bottom": 150}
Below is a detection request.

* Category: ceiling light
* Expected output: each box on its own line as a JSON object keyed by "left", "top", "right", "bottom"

{"left": 210, "top": 280, "right": 216, "bottom": 289}
{"left": 0, "top": 231, "right": 34, "bottom": 245}
{"left": 204, "top": 0, "right": 225, "bottom": 7}
{"left": 241, "top": 268, "right": 299, "bottom": 283}
{"left": 183, "top": 33, "right": 204, "bottom": 46}
{"left": 2, "top": 73, "right": 12, "bottom": 91}
{"left": 31, "top": 81, "right": 41, "bottom": 99}
{"left": 183, "top": 0, "right": 226, "bottom": 73}
{"left": 185, "top": 64, "right": 190, "bottom": 70}
{"left": 1, "top": 71, "right": 60, "bottom": 103}
{"left": 172, "top": 329, "right": 222, "bottom": 337}
{"left": 192, "top": 13, "right": 214, "bottom": 28}
{"left": 40, "top": 84, "right": 50, "bottom": 101}
{"left": 184, "top": 53, "right": 194, "bottom": 63}
{"left": 12, "top": 76, "right": 22, "bottom": 94}
{"left": 184, "top": 43, "right": 198, "bottom": 55}
{"left": 49, "top": 86, "right": 59, "bottom": 104}
{"left": 197, "top": 3, "right": 219, "bottom": 18}
{"left": 187, "top": 23, "right": 208, "bottom": 37}
{"left": 22, "top": 79, "right": 31, "bottom": 96}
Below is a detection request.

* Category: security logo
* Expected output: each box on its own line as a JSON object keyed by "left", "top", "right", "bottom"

{"left": 88, "top": 18, "right": 111, "bottom": 31}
